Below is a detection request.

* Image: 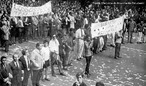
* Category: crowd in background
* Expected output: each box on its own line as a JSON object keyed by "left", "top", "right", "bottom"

{"left": 0, "top": 0, "right": 146, "bottom": 86}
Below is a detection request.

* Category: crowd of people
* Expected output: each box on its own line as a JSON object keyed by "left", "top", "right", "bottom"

{"left": 0, "top": 0, "right": 146, "bottom": 86}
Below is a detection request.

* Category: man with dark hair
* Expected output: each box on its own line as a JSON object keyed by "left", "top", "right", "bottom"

{"left": 41, "top": 40, "right": 50, "bottom": 81}
{"left": 0, "top": 56, "right": 13, "bottom": 86}
{"left": 19, "top": 49, "right": 31, "bottom": 86}
{"left": 95, "top": 81, "right": 105, "bottom": 86}
{"left": 17, "top": 17, "right": 24, "bottom": 43}
{"left": 30, "top": 43, "right": 44, "bottom": 86}
{"left": 127, "top": 18, "right": 136, "bottom": 43}
{"left": 49, "top": 35, "right": 65, "bottom": 77}
{"left": 114, "top": 30, "right": 123, "bottom": 59}
{"left": 84, "top": 35, "right": 93, "bottom": 78}
{"left": 1, "top": 17, "right": 10, "bottom": 52}
{"left": 73, "top": 72, "right": 87, "bottom": 86}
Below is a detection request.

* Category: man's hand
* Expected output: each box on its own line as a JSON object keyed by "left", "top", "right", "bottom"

{"left": 8, "top": 73, "right": 13, "bottom": 78}
{"left": 21, "top": 77, "right": 24, "bottom": 81}
{"left": 4, "top": 77, "right": 9, "bottom": 82}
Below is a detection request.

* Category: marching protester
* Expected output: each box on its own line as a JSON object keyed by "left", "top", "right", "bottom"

{"left": 137, "top": 20, "right": 144, "bottom": 44}
{"left": 30, "top": 43, "right": 44, "bottom": 86}
{"left": 19, "top": 49, "right": 31, "bottom": 86}
{"left": 41, "top": 40, "right": 50, "bottom": 81}
{"left": 17, "top": 17, "right": 24, "bottom": 43}
{"left": 10, "top": 17, "right": 17, "bottom": 45}
{"left": 114, "top": 30, "right": 123, "bottom": 59}
{"left": 1, "top": 17, "right": 10, "bottom": 52}
{"left": 0, "top": 56, "right": 13, "bottom": 86}
{"left": 9, "top": 53, "right": 24, "bottom": 86}
{"left": 75, "top": 24, "right": 85, "bottom": 61}
{"left": 122, "top": 19, "right": 128, "bottom": 44}
{"left": 73, "top": 72, "right": 87, "bottom": 86}
{"left": 127, "top": 18, "right": 136, "bottom": 43}
{"left": 84, "top": 35, "right": 93, "bottom": 77}
{"left": 49, "top": 35, "right": 66, "bottom": 77}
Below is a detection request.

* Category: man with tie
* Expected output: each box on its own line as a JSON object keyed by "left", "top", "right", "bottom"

{"left": 0, "top": 56, "right": 13, "bottom": 86}
{"left": 9, "top": 53, "right": 24, "bottom": 86}
{"left": 19, "top": 49, "right": 31, "bottom": 86}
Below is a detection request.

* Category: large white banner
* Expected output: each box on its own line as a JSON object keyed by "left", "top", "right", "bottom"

{"left": 91, "top": 16, "right": 124, "bottom": 38}
{"left": 10, "top": 1, "right": 51, "bottom": 16}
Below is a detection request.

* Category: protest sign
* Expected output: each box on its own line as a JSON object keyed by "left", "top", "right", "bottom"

{"left": 91, "top": 16, "right": 124, "bottom": 38}
{"left": 10, "top": 1, "right": 51, "bottom": 16}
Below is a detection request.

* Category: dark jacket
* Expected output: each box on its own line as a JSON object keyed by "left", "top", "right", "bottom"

{"left": 19, "top": 56, "right": 31, "bottom": 71}
{"left": 9, "top": 61, "right": 23, "bottom": 84}
{"left": 0, "top": 63, "right": 12, "bottom": 85}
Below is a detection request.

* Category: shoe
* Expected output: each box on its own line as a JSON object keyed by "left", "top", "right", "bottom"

{"left": 60, "top": 72, "right": 66, "bottom": 76}
{"left": 63, "top": 67, "right": 68, "bottom": 70}
{"left": 45, "top": 78, "right": 50, "bottom": 81}
{"left": 114, "top": 57, "right": 118, "bottom": 59}
{"left": 87, "top": 74, "right": 90, "bottom": 78}
{"left": 52, "top": 74, "right": 56, "bottom": 77}
{"left": 68, "top": 63, "right": 73, "bottom": 66}
{"left": 41, "top": 79, "right": 45, "bottom": 82}
{"left": 118, "top": 56, "right": 122, "bottom": 58}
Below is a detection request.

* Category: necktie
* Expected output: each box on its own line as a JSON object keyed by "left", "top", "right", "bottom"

{"left": 16, "top": 62, "right": 19, "bottom": 68}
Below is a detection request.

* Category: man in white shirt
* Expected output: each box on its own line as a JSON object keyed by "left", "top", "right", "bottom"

{"left": 69, "top": 12, "right": 76, "bottom": 32}
{"left": 49, "top": 35, "right": 65, "bottom": 77}
{"left": 75, "top": 27, "right": 85, "bottom": 60}
{"left": 17, "top": 17, "right": 24, "bottom": 43}
{"left": 41, "top": 40, "right": 50, "bottom": 81}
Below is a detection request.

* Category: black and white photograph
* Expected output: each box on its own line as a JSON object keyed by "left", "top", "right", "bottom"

{"left": 0, "top": 0, "right": 146, "bottom": 86}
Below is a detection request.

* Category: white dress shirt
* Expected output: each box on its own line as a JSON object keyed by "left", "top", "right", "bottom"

{"left": 41, "top": 46, "right": 50, "bottom": 61}
{"left": 49, "top": 39, "right": 60, "bottom": 54}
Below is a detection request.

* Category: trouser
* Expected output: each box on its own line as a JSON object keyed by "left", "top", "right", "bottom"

{"left": 51, "top": 53, "right": 62, "bottom": 75}
{"left": 18, "top": 27, "right": 24, "bottom": 43}
{"left": 3, "top": 40, "right": 9, "bottom": 52}
{"left": 12, "top": 81, "right": 22, "bottom": 86}
{"left": 143, "top": 35, "right": 146, "bottom": 42}
{"left": 98, "top": 37, "right": 104, "bottom": 51}
{"left": 32, "top": 69, "right": 43, "bottom": 86}
{"left": 24, "top": 27, "right": 29, "bottom": 41}
{"left": 85, "top": 56, "right": 92, "bottom": 74}
{"left": 128, "top": 32, "right": 133, "bottom": 43}
{"left": 122, "top": 31, "right": 126, "bottom": 43}
{"left": 22, "top": 70, "right": 30, "bottom": 86}
{"left": 77, "top": 39, "right": 84, "bottom": 59}
{"left": 10, "top": 36, "right": 16, "bottom": 44}
{"left": 137, "top": 32, "right": 143, "bottom": 42}
{"left": 92, "top": 38, "right": 99, "bottom": 53}
{"left": 32, "top": 25, "right": 38, "bottom": 39}
{"left": 115, "top": 43, "right": 121, "bottom": 58}
{"left": 103, "top": 35, "right": 107, "bottom": 50}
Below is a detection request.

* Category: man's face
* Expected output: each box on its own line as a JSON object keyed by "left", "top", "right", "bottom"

{"left": 77, "top": 75, "right": 83, "bottom": 84}
{"left": 37, "top": 45, "right": 42, "bottom": 50}
{"left": 2, "top": 58, "right": 7, "bottom": 64}
{"left": 13, "top": 54, "right": 19, "bottom": 61}
{"left": 44, "top": 42, "right": 48, "bottom": 47}
{"left": 25, "top": 50, "right": 29, "bottom": 56}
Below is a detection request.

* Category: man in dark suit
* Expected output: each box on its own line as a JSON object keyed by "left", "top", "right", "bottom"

{"left": 19, "top": 49, "right": 31, "bottom": 86}
{"left": 0, "top": 56, "right": 13, "bottom": 86}
{"left": 9, "top": 53, "right": 24, "bottom": 86}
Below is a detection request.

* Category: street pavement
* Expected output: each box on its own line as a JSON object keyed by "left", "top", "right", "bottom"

{"left": 0, "top": 33, "right": 146, "bottom": 86}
